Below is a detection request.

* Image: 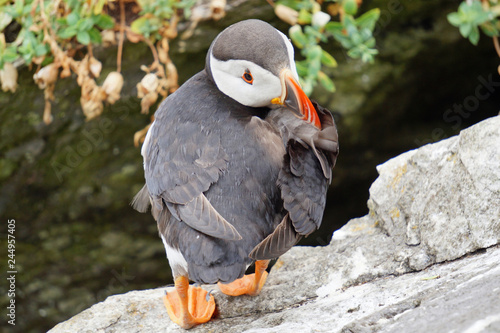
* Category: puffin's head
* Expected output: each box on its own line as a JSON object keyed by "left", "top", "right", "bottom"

{"left": 206, "top": 19, "right": 321, "bottom": 128}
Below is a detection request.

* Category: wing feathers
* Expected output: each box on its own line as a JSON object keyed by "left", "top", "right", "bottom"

{"left": 249, "top": 214, "right": 302, "bottom": 260}
{"left": 171, "top": 193, "right": 242, "bottom": 241}
{"left": 131, "top": 185, "right": 151, "bottom": 213}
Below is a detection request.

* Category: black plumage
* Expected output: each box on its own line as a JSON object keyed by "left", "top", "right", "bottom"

{"left": 134, "top": 71, "right": 286, "bottom": 284}
{"left": 132, "top": 19, "right": 338, "bottom": 288}
{"left": 250, "top": 102, "right": 338, "bottom": 260}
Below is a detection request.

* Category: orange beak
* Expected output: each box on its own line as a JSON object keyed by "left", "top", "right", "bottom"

{"left": 272, "top": 69, "right": 321, "bottom": 129}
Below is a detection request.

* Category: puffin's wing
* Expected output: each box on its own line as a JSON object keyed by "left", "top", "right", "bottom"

{"left": 131, "top": 184, "right": 150, "bottom": 213}
{"left": 166, "top": 194, "right": 242, "bottom": 240}
{"left": 249, "top": 142, "right": 327, "bottom": 259}
{"left": 249, "top": 213, "right": 301, "bottom": 260}
{"left": 281, "top": 140, "right": 330, "bottom": 235}
{"left": 312, "top": 101, "right": 339, "bottom": 171}
{"left": 287, "top": 102, "right": 339, "bottom": 180}
{"left": 250, "top": 102, "right": 339, "bottom": 260}
{"left": 144, "top": 120, "right": 228, "bottom": 205}
{"left": 132, "top": 110, "right": 241, "bottom": 241}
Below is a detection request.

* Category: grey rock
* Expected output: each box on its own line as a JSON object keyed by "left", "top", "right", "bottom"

{"left": 369, "top": 115, "right": 500, "bottom": 268}
{"left": 49, "top": 116, "right": 500, "bottom": 332}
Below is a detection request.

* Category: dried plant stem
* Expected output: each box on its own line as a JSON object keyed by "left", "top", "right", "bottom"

{"left": 493, "top": 36, "right": 500, "bottom": 58}
{"left": 88, "top": 43, "right": 93, "bottom": 59}
{"left": 117, "top": 0, "right": 126, "bottom": 73}
{"left": 133, "top": 121, "right": 152, "bottom": 147}
{"left": 143, "top": 36, "right": 161, "bottom": 70}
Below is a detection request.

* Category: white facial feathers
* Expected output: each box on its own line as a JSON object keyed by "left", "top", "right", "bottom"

{"left": 209, "top": 27, "right": 300, "bottom": 108}
{"left": 277, "top": 30, "right": 300, "bottom": 83}
{"left": 210, "top": 55, "right": 281, "bottom": 107}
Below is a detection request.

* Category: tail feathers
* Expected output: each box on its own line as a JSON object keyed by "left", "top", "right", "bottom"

{"left": 131, "top": 185, "right": 151, "bottom": 213}
{"left": 188, "top": 261, "right": 246, "bottom": 285}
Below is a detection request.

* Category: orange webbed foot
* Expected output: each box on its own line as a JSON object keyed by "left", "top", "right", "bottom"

{"left": 218, "top": 260, "right": 270, "bottom": 296}
{"left": 163, "top": 276, "right": 215, "bottom": 329}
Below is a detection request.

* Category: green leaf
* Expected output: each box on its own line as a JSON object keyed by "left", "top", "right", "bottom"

{"left": 297, "top": 9, "right": 311, "bottom": 25}
{"left": 469, "top": 26, "right": 480, "bottom": 45}
{"left": 56, "top": 17, "right": 68, "bottom": 25}
{"left": 78, "top": 18, "right": 94, "bottom": 32}
{"left": 14, "top": 0, "right": 23, "bottom": 17}
{"left": 342, "top": 0, "right": 358, "bottom": 16}
{"left": 343, "top": 15, "right": 358, "bottom": 35}
{"left": 351, "top": 31, "right": 363, "bottom": 45}
{"left": 41, "top": 55, "right": 54, "bottom": 66}
{"left": 347, "top": 47, "right": 361, "bottom": 59}
{"left": 304, "top": 25, "right": 325, "bottom": 41}
{"left": 359, "top": 27, "right": 372, "bottom": 41}
{"left": 67, "top": 12, "right": 80, "bottom": 26}
{"left": 93, "top": 0, "right": 107, "bottom": 15}
{"left": 76, "top": 30, "right": 90, "bottom": 44}
{"left": 356, "top": 8, "right": 380, "bottom": 31}
{"left": 364, "top": 37, "right": 376, "bottom": 48}
{"left": 88, "top": 27, "right": 102, "bottom": 44}
{"left": 68, "top": 0, "right": 81, "bottom": 11}
{"left": 301, "top": 77, "right": 313, "bottom": 96}
{"left": 131, "top": 17, "right": 148, "bottom": 34}
{"left": 480, "top": 22, "right": 499, "bottom": 37}
{"left": 447, "top": 12, "right": 462, "bottom": 27}
{"left": 57, "top": 26, "right": 78, "bottom": 39}
{"left": 331, "top": 30, "right": 352, "bottom": 49}
{"left": 22, "top": 2, "right": 32, "bottom": 15}
{"left": 34, "top": 43, "right": 49, "bottom": 57}
{"left": 289, "top": 25, "right": 307, "bottom": 49}
{"left": 0, "top": 12, "right": 13, "bottom": 31}
{"left": 96, "top": 14, "right": 115, "bottom": 29}
{"left": 308, "top": 45, "right": 322, "bottom": 60}
{"left": 3, "top": 47, "right": 18, "bottom": 62}
{"left": 130, "top": 16, "right": 161, "bottom": 36}
{"left": 361, "top": 52, "right": 375, "bottom": 63}
{"left": 459, "top": 22, "right": 472, "bottom": 37}
{"left": 295, "top": 60, "right": 308, "bottom": 77}
{"left": 318, "top": 71, "right": 336, "bottom": 92}
{"left": 307, "top": 45, "right": 322, "bottom": 76}
{"left": 320, "top": 50, "right": 337, "bottom": 68}
{"left": 22, "top": 52, "right": 32, "bottom": 64}
{"left": 325, "top": 21, "right": 343, "bottom": 34}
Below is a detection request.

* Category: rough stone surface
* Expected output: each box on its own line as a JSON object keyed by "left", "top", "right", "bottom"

{"left": 368, "top": 114, "right": 500, "bottom": 269}
{"left": 49, "top": 116, "right": 500, "bottom": 332}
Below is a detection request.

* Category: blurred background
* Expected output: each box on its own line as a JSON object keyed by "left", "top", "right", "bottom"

{"left": 1, "top": 0, "right": 499, "bottom": 332}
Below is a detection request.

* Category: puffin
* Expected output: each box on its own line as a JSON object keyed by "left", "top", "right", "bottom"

{"left": 133, "top": 19, "right": 339, "bottom": 329}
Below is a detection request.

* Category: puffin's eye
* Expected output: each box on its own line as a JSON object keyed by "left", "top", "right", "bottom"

{"left": 242, "top": 70, "right": 253, "bottom": 85}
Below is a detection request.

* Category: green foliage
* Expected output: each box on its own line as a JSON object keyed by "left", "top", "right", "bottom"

{"left": 0, "top": 0, "right": 116, "bottom": 68}
{"left": 326, "top": 8, "right": 380, "bottom": 63}
{"left": 57, "top": 12, "right": 114, "bottom": 44}
{"left": 0, "top": 0, "right": 381, "bottom": 100}
{"left": 283, "top": 0, "right": 380, "bottom": 95}
{"left": 0, "top": 40, "right": 17, "bottom": 69}
{"left": 448, "top": 1, "right": 499, "bottom": 45}
{"left": 131, "top": 0, "right": 197, "bottom": 40}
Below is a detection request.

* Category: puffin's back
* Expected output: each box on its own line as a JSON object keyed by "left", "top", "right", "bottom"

{"left": 137, "top": 70, "right": 286, "bottom": 284}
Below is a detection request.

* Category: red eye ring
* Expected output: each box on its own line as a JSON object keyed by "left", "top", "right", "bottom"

{"left": 242, "top": 70, "right": 253, "bottom": 84}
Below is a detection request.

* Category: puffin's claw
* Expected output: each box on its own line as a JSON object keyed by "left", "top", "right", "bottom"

{"left": 218, "top": 260, "right": 270, "bottom": 296}
{"left": 163, "top": 276, "right": 216, "bottom": 329}
{"left": 206, "top": 290, "right": 214, "bottom": 302}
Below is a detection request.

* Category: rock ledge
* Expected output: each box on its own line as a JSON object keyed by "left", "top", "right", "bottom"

{"left": 50, "top": 116, "right": 500, "bottom": 333}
